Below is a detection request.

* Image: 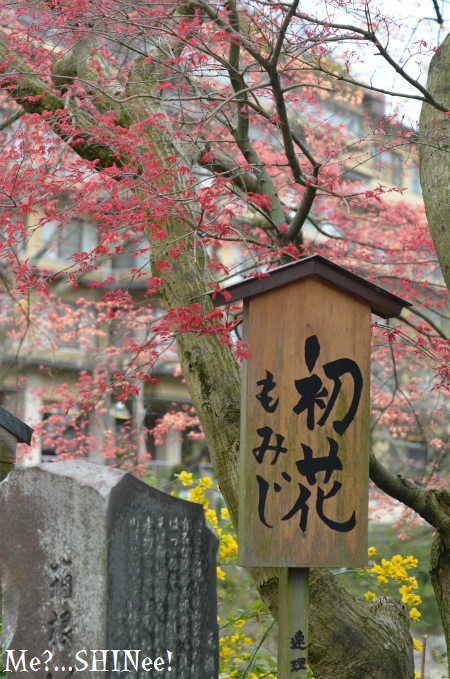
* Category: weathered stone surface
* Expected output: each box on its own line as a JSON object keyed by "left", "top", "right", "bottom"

{"left": 0, "top": 461, "right": 219, "bottom": 679}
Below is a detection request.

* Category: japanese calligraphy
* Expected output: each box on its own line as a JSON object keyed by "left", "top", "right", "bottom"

{"left": 293, "top": 335, "right": 363, "bottom": 433}
{"left": 48, "top": 558, "right": 73, "bottom": 649}
{"left": 252, "top": 426, "right": 287, "bottom": 464}
{"left": 291, "top": 658, "right": 307, "bottom": 672}
{"left": 252, "top": 334, "right": 361, "bottom": 534}
{"left": 256, "top": 370, "right": 279, "bottom": 413}
{"left": 290, "top": 630, "right": 307, "bottom": 651}
{"left": 48, "top": 610, "right": 72, "bottom": 648}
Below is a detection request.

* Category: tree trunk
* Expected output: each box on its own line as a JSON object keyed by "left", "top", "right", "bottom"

{"left": 419, "top": 33, "right": 450, "bottom": 292}
{"left": 419, "top": 38, "right": 450, "bottom": 676}
{"left": 430, "top": 530, "right": 450, "bottom": 677}
{"left": 120, "top": 55, "right": 417, "bottom": 679}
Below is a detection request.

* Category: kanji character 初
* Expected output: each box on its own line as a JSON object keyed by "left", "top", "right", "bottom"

{"left": 252, "top": 426, "right": 288, "bottom": 465}
{"left": 293, "top": 335, "right": 363, "bottom": 433}
{"left": 316, "top": 358, "right": 363, "bottom": 434}
{"left": 255, "top": 370, "right": 279, "bottom": 413}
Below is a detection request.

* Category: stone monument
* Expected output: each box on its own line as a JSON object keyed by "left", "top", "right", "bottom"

{"left": 0, "top": 461, "right": 219, "bottom": 679}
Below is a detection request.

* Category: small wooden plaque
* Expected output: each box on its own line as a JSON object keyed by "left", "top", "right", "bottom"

{"left": 238, "top": 277, "right": 370, "bottom": 567}
{"left": 0, "top": 424, "right": 18, "bottom": 483}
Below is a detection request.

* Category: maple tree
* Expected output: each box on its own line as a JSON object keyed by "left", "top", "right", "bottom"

{"left": 2, "top": 0, "right": 450, "bottom": 677}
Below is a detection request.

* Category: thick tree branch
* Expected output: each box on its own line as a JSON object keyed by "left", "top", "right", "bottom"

{"left": 222, "top": 0, "right": 287, "bottom": 232}
{"left": 270, "top": 0, "right": 300, "bottom": 67}
{"left": 52, "top": 35, "right": 133, "bottom": 128}
{"left": 197, "top": 148, "right": 259, "bottom": 193}
{"left": 0, "top": 35, "right": 124, "bottom": 168}
{"left": 369, "top": 451, "right": 450, "bottom": 537}
{"left": 0, "top": 106, "right": 25, "bottom": 131}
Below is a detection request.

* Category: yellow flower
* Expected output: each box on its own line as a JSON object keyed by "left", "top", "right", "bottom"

{"left": 368, "top": 547, "right": 377, "bottom": 557}
{"left": 199, "top": 476, "right": 213, "bottom": 490}
{"left": 217, "top": 566, "right": 226, "bottom": 580}
{"left": 205, "top": 509, "right": 219, "bottom": 528}
{"left": 404, "top": 555, "right": 419, "bottom": 568}
{"left": 399, "top": 584, "right": 412, "bottom": 600}
{"left": 178, "top": 471, "right": 193, "bottom": 486}
{"left": 410, "top": 608, "right": 421, "bottom": 622}
{"left": 412, "top": 639, "right": 422, "bottom": 652}
{"left": 189, "top": 486, "right": 205, "bottom": 504}
{"left": 377, "top": 575, "right": 388, "bottom": 584}
{"left": 221, "top": 507, "right": 230, "bottom": 520}
{"left": 219, "top": 534, "right": 238, "bottom": 559}
{"left": 243, "top": 637, "right": 253, "bottom": 646}
{"left": 364, "top": 591, "right": 377, "bottom": 601}
{"left": 234, "top": 619, "right": 246, "bottom": 628}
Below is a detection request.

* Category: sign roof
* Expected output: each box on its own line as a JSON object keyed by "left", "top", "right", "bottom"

{"left": 0, "top": 405, "right": 33, "bottom": 445}
{"left": 210, "top": 254, "right": 412, "bottom": 319}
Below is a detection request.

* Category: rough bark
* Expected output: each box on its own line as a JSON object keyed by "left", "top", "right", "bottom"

{"left": 419, "top": 36, "right": 450, "bottom": 676}
{"left": 419, "top": 33, "right": 450, "bottom": 291}
{"left": 430, "top": 530, "right": 450, "bottom": 676}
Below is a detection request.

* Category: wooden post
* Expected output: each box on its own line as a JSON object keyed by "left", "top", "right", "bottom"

{"left": 278, "top": 567, "right": 309, "bottom": 679}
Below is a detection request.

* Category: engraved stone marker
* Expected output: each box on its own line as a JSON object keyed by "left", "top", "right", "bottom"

{"left": 0, "top": 461, "right": 219, "bottom": 679}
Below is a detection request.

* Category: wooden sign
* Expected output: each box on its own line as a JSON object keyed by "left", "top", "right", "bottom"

{"left": 212, "top": 255, "right": 410, "bottom": 678}
{"left": 212, "top": 256, "right": 410, "bottom": 567}
{"left": 240, "top": 276, "right": 371, "bottom": 567}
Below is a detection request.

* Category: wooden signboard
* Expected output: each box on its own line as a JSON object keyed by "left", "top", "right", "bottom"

{"left": 0, "top": 405, "right": 33, "bottom": 482}
{"left": 240, "top": 276, "right": 371, "bottom": 567}
{"left": 212, "top": 255, "right": 410, "bottom": 679}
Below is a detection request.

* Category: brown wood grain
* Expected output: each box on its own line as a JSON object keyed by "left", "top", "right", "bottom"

{"left": 0, "top": 425, "right": 17, "bottom": 482}
{"left": 278, "top": 567, "right": 309, "bottom": 679}
{"left": 238, "top": 277, "right": 370, "bottom": 567}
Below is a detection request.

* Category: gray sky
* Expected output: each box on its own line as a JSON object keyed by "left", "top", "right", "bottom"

{"left": 300, "top": 0, "right": 449, "bottom": 124}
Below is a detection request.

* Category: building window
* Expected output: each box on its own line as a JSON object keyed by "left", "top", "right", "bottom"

{"left": 376, "top": 150, "right": 403, "bottom": 186}
{"left": 320, "top": 100, "right": 363, "bottom": 137}
{"left": 42, "top": 221, "right": 98, "bottom": 260}
{"left": 342, "top": 169, "right": 370, "bottom": 187}
{"left": 111, "top": 247, "right": 150, "bottom": 271}
{"left": 41, "top": 410, "right": 78, "bottom": 460}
